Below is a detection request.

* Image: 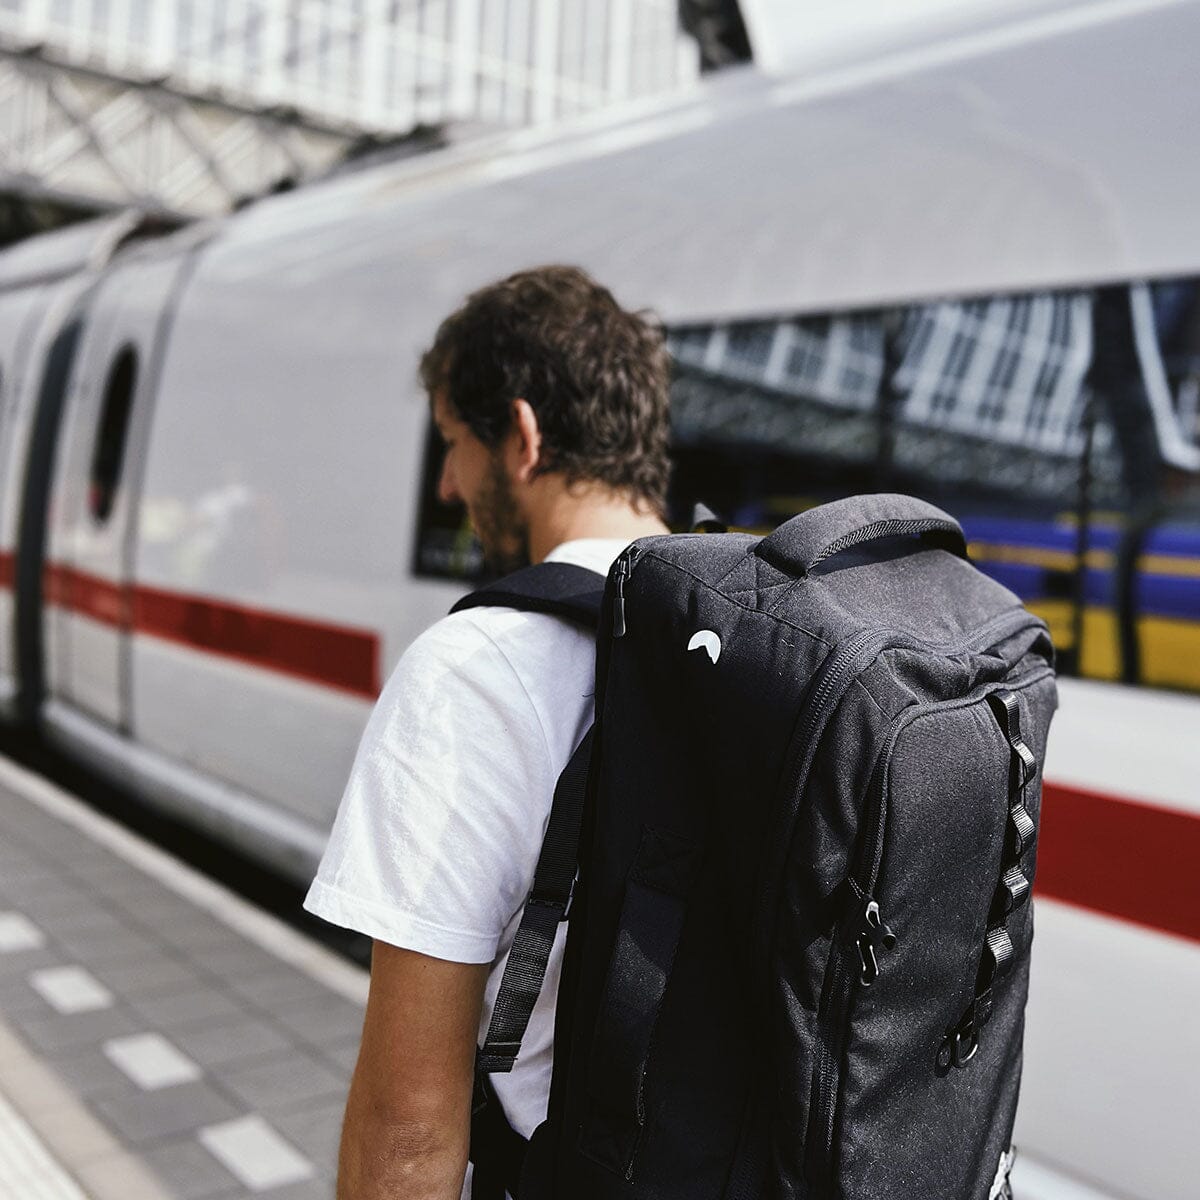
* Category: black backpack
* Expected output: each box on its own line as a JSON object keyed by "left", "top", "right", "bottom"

{"left": 452, "top": 494, "right": 1057, "bottom": 1200}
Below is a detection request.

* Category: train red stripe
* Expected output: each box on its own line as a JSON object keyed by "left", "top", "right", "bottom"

{"left": 1036, "top": 782, "right": 1200, "bottom": 945}
{"left": 132, "top": 582, "right": 380, "bottom": 700}
{"left": 10, "top": 559, "right": 1200, "bottom": 944}
{"left": 0, "top": 550, "right": 12, "bottom": 589}
{"left": 33, "top": 563, "right": 380, "bottom": 700}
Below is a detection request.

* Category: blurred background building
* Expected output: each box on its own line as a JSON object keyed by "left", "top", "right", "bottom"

{"left": 0, "top": 0, "right": 754, "bottom": 240}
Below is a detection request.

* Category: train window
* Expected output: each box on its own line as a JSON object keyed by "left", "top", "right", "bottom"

{"left": 408, "top": 281, "right": 1200, "bottom": 694}
{"left": 412, "top": 418, "right": 484, "bottom": 582}
{"left": 89, "top": 345, "right": 138, "bottom": 525}
{"left": 668, "top": 313, "right": 885, "bottom": 530}
{"left": 667, "top": 281, "right": 1200, "bottom": 696}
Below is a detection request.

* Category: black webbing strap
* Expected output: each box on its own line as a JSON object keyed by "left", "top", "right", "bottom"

{"left": 470, "top": 1064, "right": 527, "bottom": 1200}
{"left": 579, "top": 827, "right": 701, "bottom": 1175}
{"left": 451, "top": 562, "right": 606, "bottom": 632}
{"left": 455, "top": 560, "right": 605, "bottom": 1196}
{"left": 943, "top": 689, "right": 1037, "bottom": 1070}
{"left": 477, "top": 728, "right": 595, "bottom": 1072}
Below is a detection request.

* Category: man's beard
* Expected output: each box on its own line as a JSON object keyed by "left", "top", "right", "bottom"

{"left": 473, "top": 453, "right": 530, "bottom": 577}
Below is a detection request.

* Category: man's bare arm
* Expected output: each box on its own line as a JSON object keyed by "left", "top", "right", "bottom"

{"left": 338, "top": 941, "right": 489, "bottom": 1200}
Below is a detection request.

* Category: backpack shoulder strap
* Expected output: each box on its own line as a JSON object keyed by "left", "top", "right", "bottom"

{"left": 450, "top": 562, "right": 605, "bottom": 631}
{"left": 457, "top": 565, "right": 604, "bottom": 1196}
{"left": 470, "top": 726, "right": 595, "bottom": 1198}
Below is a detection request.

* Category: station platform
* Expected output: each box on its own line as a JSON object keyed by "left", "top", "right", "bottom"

{"left": 0, "top": 755, "right": 367, "bottom": 1200}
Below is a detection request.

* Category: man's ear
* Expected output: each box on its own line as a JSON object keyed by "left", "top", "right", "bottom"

{"left": 508, "top": 398, "right": 543, "bottom": 483}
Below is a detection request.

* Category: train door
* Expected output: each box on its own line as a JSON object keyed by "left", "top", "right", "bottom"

{"left": 0, "top": 284, "right": 53, "bottom": 711}
{"left": 43, "top": 245, "right": 196, "bottom": 731}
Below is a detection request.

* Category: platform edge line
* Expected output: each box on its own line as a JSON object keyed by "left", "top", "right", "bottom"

{"left": 0, "top": 756, "right": 368, "bottom": 1005}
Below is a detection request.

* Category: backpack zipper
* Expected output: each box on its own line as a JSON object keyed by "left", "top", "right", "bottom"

{"left": 611, "top": 543, "right": 648, "bottom": 639}
{"left": 809, "top": 740, "right": 895, "bottom": 1175}
{"left": 764, "top": 604, "right": 1048, "bottom": 959}
{"left": 808, "top": 662, "right": 1054, "bottom": 1180}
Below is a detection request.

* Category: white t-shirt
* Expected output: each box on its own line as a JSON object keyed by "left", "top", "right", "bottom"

{"left": 304, "top": 537, "right": 630, "bottom": 1192}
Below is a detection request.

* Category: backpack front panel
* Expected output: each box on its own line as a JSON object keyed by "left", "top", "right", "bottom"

{"left": 550, "top": 545, "right": 831, "bottom": 1199}
{"left": 535, "top": 509, "right": 1056, "bottom": 1200}
{"left": 796, "top": 668, "right": 1054, "bottom": 1200}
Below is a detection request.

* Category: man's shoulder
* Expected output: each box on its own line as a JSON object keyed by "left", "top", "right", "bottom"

{"left": 398, "top": 603, "right": 595, "bottom": 686}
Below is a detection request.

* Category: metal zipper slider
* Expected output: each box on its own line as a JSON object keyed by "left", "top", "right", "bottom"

{"left": 613, "top": 554, "right": 629, "bottom": 638}
{"left": 853, "top": 895, "right": 897, "bottom": 986}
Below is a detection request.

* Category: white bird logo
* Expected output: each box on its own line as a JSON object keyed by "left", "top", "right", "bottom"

{"left": 687, "top": 630, "right": 722, "bottom": 664}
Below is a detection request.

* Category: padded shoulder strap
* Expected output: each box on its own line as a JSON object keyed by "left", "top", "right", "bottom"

{"left": 450, "top": 562, "right": 605, "bottom": 630}
{"left": 470, "top": 728, "right": 596, "bottom": 1197}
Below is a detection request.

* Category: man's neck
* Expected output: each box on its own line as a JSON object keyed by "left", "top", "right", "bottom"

{"left": 527, "top": 491, "right": 670, "bottom": 565}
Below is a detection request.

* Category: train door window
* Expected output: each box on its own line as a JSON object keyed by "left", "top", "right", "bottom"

{"left": 89, "top": 345, "right": 138, "bottom": 524}
{"left": 413, "top": 418, "right": 484, "bottom": 582}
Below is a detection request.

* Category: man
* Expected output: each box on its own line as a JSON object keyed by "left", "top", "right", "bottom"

{"left": 304, "top": 265, "right": 674, "bottom": 1199}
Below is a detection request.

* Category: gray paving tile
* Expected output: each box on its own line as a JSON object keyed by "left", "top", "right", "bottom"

{"left": 88, "top": 1079, "right": 242, "bottom": 1145}
{"left": 15, "top": 882, "right": 96, "bottom": 916}
{"left": 316, "top": 1038, "right": 360, "bottom": 1073}
{"left": 170, "top": 1015, "right": 294, "bottom": 1069}
{"left": 187, "top": 945, "right": 279, "bottom": 982}
{"left": 0, "top": 803, "right": 62, "bottom": 836}
{"left": 69, "top": 870, "right": 156, "bottom": 903}
{"left": 42, "top": 1045, "right": 130, "bottom": 1098}
{"left": 0, "top": 863, "right": 59, "bottom": 890}
{"left": 226, "top": 969, "right": 333, "bottom": 1010}
{"left": 0, "top": 971, "right": 55, "bottom": 1015}
{"left": 10, "top": 1005, "right": 140, "bottom": 1052}
{"left": 270, "top": 995, "right": 364, "bottom": 1047}
{"left": 54, "top": 845, "right": 120, "bottom": 871}
{"left": 141, "top": 1136, "right": 243, "bottom": 1200}
{"left": 268, "top": 1103, "right": 345, "bottom": 1171}
{"left": 34, "top": 907, "right": 131, "bottom": 940}
{"left": 0, "top": 943, "right": 61, "bottom": 979}
{"left": 221, "top": 1050, "right": 346, "bottom": 1114}
{"left": 66, "top": 855, "right": 137, "bottom": 881}
{"left": 159, "top": 915, "right": 247, "bottom": 955}
{"left": 59, "top": 928, "right": 163, "bottom": 966}
{"left": 252, "top": 1179, "right": 333, "bottom": 1200}
{"left": 91, "top": 954, "right": 203, "bottom": 1000}
{"left": 128, "top": 986, "right": 243, "bottom": 1030}
{"left": 103, "top": 878, "right": 178, "bottom": 910}
{"left": 16, "top": 831, "right": 91, "bottom": 858}
{"left": 0, "top": 834, "right": 43, "bottom": 859}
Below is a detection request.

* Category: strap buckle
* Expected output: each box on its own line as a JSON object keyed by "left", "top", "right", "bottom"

{"left": 528, "top": 870, "right": 577, "bottom": 921}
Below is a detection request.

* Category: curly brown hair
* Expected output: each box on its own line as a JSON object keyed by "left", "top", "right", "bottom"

{"left": 420, "top": 265, "right": 672, "bottom": 516}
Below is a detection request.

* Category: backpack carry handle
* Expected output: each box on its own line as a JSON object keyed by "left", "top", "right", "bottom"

{"left": 756, "top": 494, "right": 968, "bottom": 576}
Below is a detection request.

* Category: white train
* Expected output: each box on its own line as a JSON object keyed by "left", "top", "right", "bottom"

{"left": 2, "top": 3, "right": 1199, "bottom": 1198}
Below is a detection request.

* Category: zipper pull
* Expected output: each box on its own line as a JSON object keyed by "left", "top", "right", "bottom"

{"left": 612, "top": 554, "right": 629, "bottom": 638}
{"left": 852, "top": 894, "right": 896, "bottom": 986}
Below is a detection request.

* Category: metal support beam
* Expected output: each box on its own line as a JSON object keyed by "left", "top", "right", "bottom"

{"left": 0, "top": 1, "right": 699, "bottom": 220}
{"left": 0, "top": 49, "right": 349, "bottom": 218}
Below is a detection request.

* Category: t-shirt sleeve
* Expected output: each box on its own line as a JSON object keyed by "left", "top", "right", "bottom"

{"left": 303, "top": 614, "right": 555, "bottom": 964}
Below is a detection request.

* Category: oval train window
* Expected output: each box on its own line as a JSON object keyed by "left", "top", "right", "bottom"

{"left": 89, "top": 345, "right": 138, "bottom": 524}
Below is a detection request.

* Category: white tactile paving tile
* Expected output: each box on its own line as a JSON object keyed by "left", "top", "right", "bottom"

{"left": 0, "top": 1087, "right": 88, "bottom": 1200}
{"left": 103, "top": 1033, "right": 203, "bottom": 1091}
{"left": 198, "top": 1115, "right": 314, "bottom": 1191}
{"left": 29, "top": 966, "right": 114, "bottom": 1014}
{"left": 0, "top": 913, "right": 45, "bottom": 953}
